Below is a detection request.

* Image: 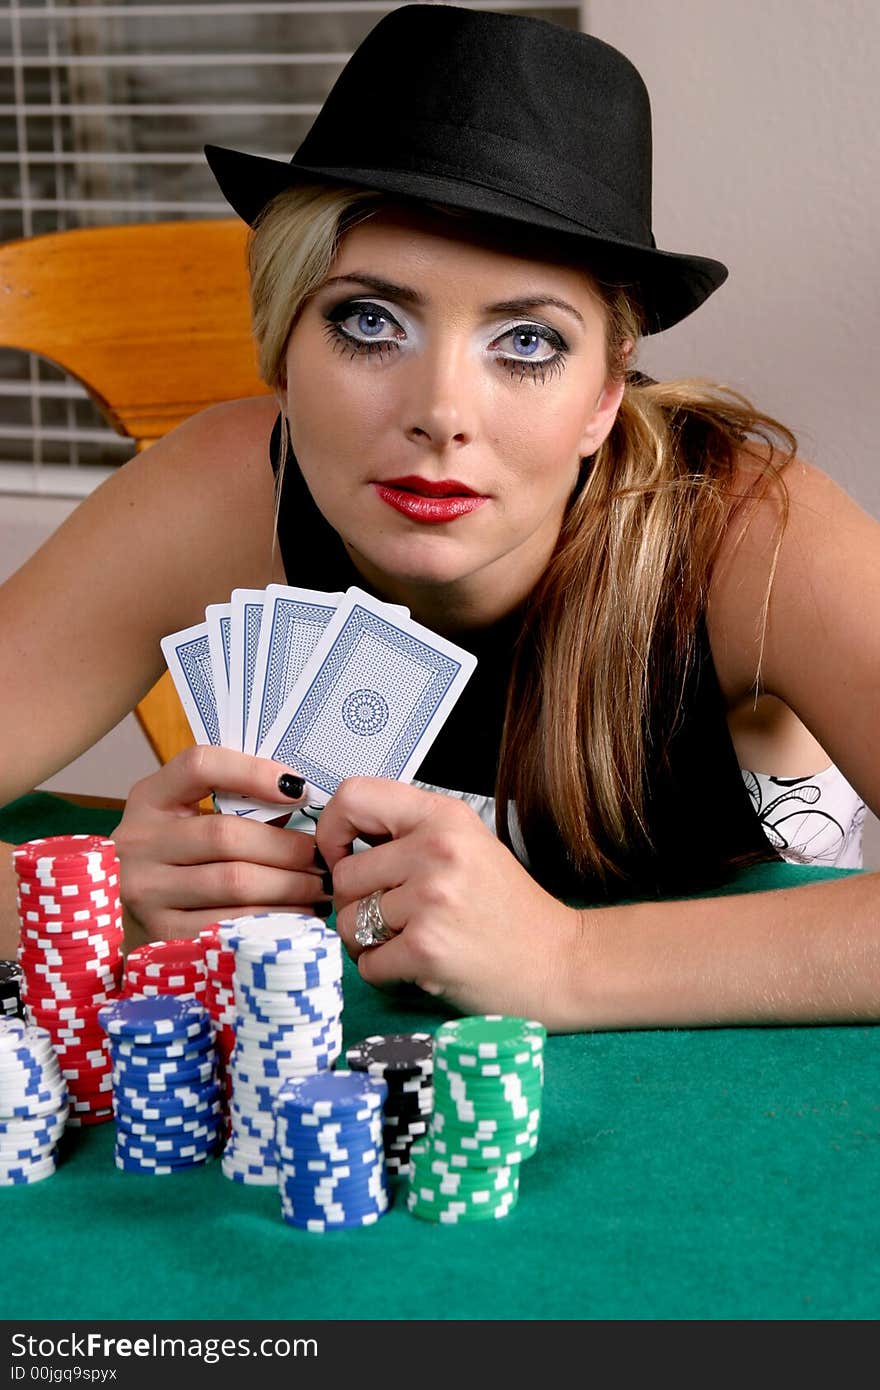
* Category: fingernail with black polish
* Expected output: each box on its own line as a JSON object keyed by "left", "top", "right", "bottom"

{"left": 314, "top": 901, "right": 332, "bottom": 919}
{"left": 321, "top": 871, "right": 333, "bottom": 896}
{"left": 277, "top": 773, "right": 305, "bottom": 799}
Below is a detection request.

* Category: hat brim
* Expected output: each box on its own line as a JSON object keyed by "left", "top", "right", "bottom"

{"left": 205, "top": 144, "right": 727, "bottom": 335}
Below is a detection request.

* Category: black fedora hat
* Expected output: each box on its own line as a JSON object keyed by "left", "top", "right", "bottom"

{"left": 205, "top": 3, "right": 727, "bottom": 334}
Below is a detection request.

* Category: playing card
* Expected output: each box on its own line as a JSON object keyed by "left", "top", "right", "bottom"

{"left": 160, "top": 608, "right": 284, "bottom": 821}
{"left": 205, "top": 602, "right": 232, "bottom": 749}
{"left": 226, "top": 588, "right": 266, "bottom": 753}
{"left": 244, "top": 585, "right": 409, "bottom": 757}
{"left": 243, "top": 586, "right": 345, "bottom": 757}
{"left": 256, "top": 587, "right": 477, "bottom": 807}
{"left": 159, "top": 621, "right": 221, "bottom": 748}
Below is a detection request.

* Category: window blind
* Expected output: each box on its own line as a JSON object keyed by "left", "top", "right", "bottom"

{"left": 0, "top": 0, "right": 584, "bottom": 497}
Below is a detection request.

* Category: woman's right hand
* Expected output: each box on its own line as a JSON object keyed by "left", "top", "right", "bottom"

{"left": 113, "top": 745, "right": 329, "bottom": 945}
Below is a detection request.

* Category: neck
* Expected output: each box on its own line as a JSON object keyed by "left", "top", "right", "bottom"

{"left": 342, "top": 542, "right": 534, "bottom": 638}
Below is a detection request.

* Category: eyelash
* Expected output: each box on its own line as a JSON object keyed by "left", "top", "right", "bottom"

{"left": 321, "top": 299, "right": 569, "bottom": 384}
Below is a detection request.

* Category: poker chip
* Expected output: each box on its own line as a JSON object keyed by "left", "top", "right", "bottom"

{"left": 0, "top": 1018, "right": 68, "bottom": 1183}
{"left": 99, "top": 995, "right": 209, "bottom": 1041}
{"left": 120, "top": 1085, "right": 223, "bottom": 1117}
{"left": 123, "top": 939, "right": 209, "bottom": 1005}
{"left": 12, "top": 834, "right": 117, "bottom": 873}
{"left": 346, "top": 1032, "right": 434, "bottom": 1179}
{"left": 219, "top": 913, "right": 344, "bottom": 1187}
{"left": 13, "top": 835, "right": 125, "bottom": 1125}
{"left": 0, "top": 1154, "right": 59, "bottom": 1186}
{"left": 99, "top": 996, "right": 223, "bottom": 1174}
{"left": 273, "top": 1070, "right": 390, "bottom": 1230}
{"left": 116, "top": 1107, "right": 222, "bottom": 1138}
{"left": 197, "top": 924, "right": 239, "bottom": 1118}
{"left": 113, "top": 1151, "right": 211, "bottom": 1176}
{"left": 0, "top": 962, "right": 25, "bottom": 1021}
{"left": 405, "top": 1016, "right": 546, "bottom": 1224}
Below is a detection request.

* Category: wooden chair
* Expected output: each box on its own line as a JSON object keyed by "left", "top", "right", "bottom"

{"left": 0, "top": 219, "right": 271, "bottom": 767}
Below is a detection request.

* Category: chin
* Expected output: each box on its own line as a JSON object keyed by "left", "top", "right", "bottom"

{"left": 379, "top": 558, "right": 468, "bottom": 589}
{"left": 354, "top": 527, "right": 466, "bottom": 575}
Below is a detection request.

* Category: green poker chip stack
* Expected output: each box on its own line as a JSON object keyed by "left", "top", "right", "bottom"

{"left": 406, "top": 1015, "right": 545, "bottom": 1224}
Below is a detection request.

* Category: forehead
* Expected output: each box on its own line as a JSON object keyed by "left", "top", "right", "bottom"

{"left": 331, "top": 200, "right": 605, "bottom": 306}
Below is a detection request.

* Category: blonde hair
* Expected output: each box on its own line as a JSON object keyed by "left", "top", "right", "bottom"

{"left": 248, "top": 184, "right": 795, "bottom": 896}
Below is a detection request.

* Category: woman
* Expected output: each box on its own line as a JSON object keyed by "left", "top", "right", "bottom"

{"left": 0, "top": 6, "right": 877, "bottom": 1029}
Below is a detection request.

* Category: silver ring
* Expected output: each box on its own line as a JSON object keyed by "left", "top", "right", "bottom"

{"left": 354, "top": 890, "right": 394, "bottom": 947}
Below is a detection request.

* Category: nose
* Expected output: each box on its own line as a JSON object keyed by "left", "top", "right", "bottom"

{"left": 402, "top": 332, "right": 475, "bottom": 451}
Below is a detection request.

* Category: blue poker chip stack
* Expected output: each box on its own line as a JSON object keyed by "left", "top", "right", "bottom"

{"left": 98, "top": 996, "right": 224, "bottom": 1175}
{"left": 0, "top": 1017, "right": 69, "bottom": 1185}
{"left": 219, "top": 913, "right": 344, "bottom": 1186}
{"left": 273, "top": 1070, "right": 389, "bottom": 1231}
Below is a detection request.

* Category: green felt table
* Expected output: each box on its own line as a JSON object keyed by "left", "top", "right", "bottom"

{"left": 1, "top": 792, "right": 878, "bottom": 1321}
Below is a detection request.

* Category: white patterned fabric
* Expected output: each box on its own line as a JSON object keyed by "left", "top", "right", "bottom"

{"left": 739, "top": 765, "right": 866, "bottom": 869}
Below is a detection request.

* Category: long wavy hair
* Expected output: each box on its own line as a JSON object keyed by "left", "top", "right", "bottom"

{"left": 247, "top": 184, "right": 797, "bottom": 897}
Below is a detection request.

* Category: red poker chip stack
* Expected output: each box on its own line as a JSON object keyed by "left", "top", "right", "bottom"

{"left": 123, "top": 938, "right": 209, "bottom": 1003}
{"left": 13, "top": 834, "right": 124, "bottom": 1127}
{"left": 199, "top": 925, "right": 237, "bottom": 1110}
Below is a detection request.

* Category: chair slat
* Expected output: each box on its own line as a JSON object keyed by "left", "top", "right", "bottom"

{"left": 1, "top": 219, "right": 269, "bottom": 769}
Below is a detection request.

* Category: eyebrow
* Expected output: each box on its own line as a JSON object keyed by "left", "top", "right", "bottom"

{"left": 319, "top": 274, "right": 586, "bottom": 328}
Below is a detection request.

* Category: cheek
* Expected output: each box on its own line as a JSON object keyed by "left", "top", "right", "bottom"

{"left": 285, "top": 348, "right": 393, "bottom": 451}
{"left": 490, "top": 387, "right": 590, "bottom": 485}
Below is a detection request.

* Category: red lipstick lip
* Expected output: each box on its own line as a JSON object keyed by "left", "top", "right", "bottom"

{"left": 379, "top": 475, "right": 485, "bottom": 498}
{"left": 372, "top": 484, "right": 487, "bottom": 525}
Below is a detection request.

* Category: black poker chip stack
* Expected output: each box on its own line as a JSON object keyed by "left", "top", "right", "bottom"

{"left": 345, "top": 1032, "right": 434, "bottom": 1179}
{"left": 0, "top": 961, "right": 24, "bottom": 1020}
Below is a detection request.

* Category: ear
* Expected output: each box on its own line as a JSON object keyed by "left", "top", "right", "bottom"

{"left": 578, "top": 374, "right": 627, "bottom": 457}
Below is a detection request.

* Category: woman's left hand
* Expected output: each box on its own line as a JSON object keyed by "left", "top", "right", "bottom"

{"left": 315, "top": 777, "right": 582, "bottom": 1029}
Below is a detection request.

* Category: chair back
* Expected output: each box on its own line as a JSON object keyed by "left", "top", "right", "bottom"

{"left": 0, "top": 219, "right": 270, "bottom": 764}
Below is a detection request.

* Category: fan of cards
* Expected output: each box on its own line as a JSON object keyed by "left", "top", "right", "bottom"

{"left": 161, "top": 585, "right": 477, "bottom": 821}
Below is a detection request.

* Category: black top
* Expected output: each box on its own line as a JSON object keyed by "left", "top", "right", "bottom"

{"left": 268, "top": 414, "right": 778, "bottom": 901}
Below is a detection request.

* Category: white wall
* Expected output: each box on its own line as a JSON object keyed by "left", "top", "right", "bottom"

{"left": 585, "top": 0, "right": 880, "bottom": 517}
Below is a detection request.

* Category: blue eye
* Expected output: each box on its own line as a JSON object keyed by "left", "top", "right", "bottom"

{"left": 356, "top": 310, "right": 388, "bottom": 337}
{"left": 323, "top": 299, "right": 402, "bottom": 357}
{"left": 512, "top": 330, "right": 540, "bottom": 356}
{"left": 495, "top": 325, "right": 560, "bottom": 362}
{"left": 492, "top": 323, "right": 568, "bottom": 383}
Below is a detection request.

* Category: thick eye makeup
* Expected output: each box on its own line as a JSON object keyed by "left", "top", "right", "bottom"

{"left": 321, "top": 297, "right": 570, "bottom": 383}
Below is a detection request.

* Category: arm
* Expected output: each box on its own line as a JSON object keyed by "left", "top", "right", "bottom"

{"left": 0, "top": 395, "right": 281, "bottom": 806}
{"left": 317, "top": 455, "right": 880, "bottom": 1032}
{"left": 586, "top": 451, "right": 880, "bottom": 1029}
{"left": 316, "top": 778, "right": 879, "bottom": 1033}
{"left": 0, "top": 396, "right": 331, "bottom": 943}
{"left": 562, "top": 870, "right": 880, "bottom": 1029}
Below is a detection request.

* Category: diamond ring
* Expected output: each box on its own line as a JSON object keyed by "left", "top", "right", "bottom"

{"left": 354, "top": 890, "right": 394, "bottom": 948}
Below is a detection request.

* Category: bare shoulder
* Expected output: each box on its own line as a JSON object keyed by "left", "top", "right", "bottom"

{"left": 707, "top": 447, "right": 880, "bottom": 811}
{"left": 79, "top": 393, "right": 283, "bottom": 616}
{"left": 0, "top": 394, "right": 283, "bottom": 801}
{"left": 709, "top": 450, "right": 879, "bottom": 700}
{"left": 129, "top": 394, "right": 280, "bottom": 526}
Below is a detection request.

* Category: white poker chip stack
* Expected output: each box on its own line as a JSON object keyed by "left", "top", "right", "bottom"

{"left": 0, "top": 1018, "right": 69, "bottom": 1185}
{"left": 219, "top": 913, "right": 344, "bottom": 1186}
{"left": 13, "top": 835, "right": 124, "bottom": 1127}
